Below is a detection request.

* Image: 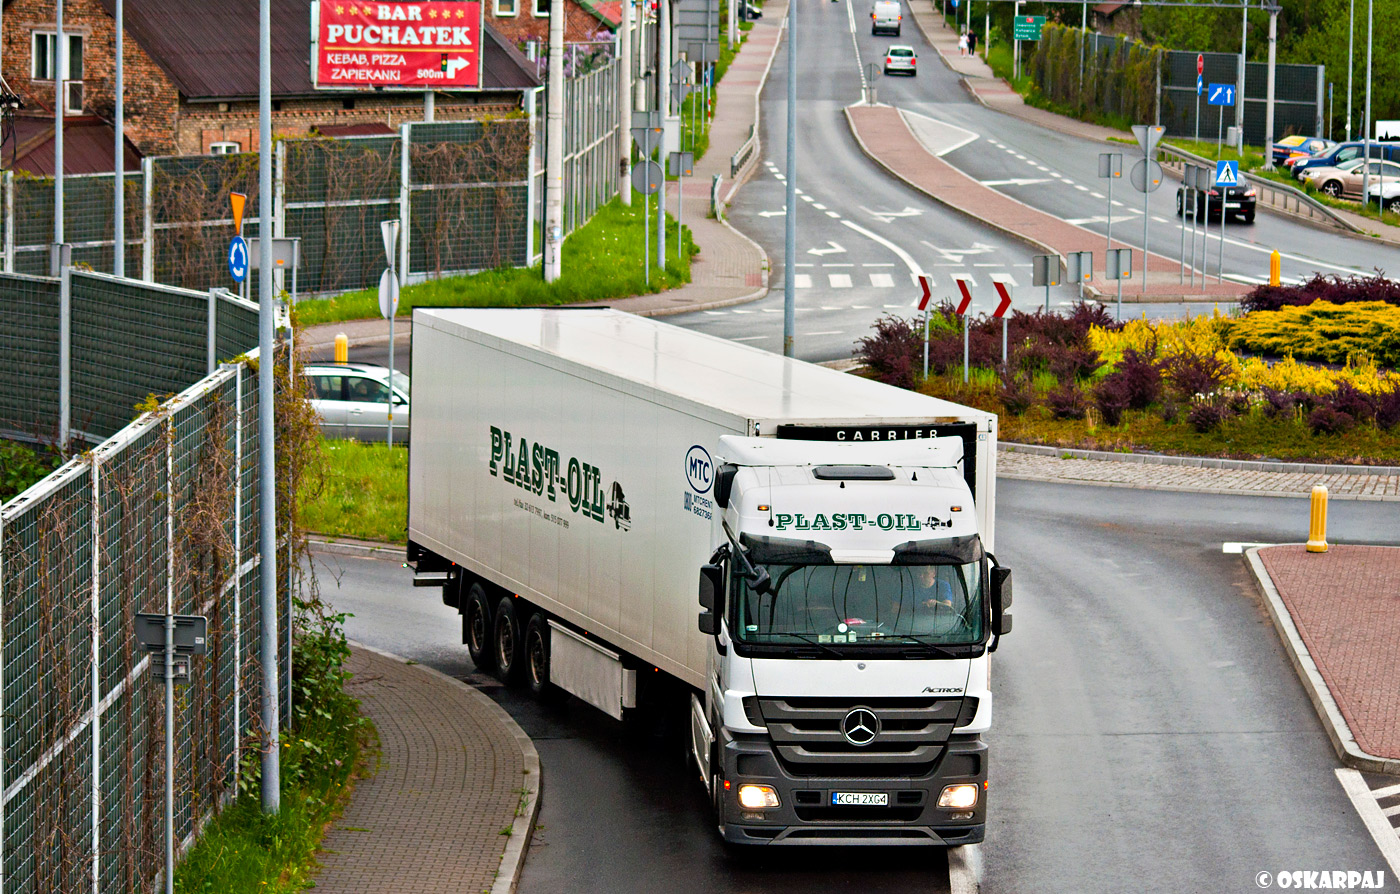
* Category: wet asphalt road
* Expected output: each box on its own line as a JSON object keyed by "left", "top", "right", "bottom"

{"left": 318, "top": 481, "right": 1397, "bottom": 893}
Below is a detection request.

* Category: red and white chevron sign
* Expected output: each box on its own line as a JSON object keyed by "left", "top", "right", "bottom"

{"left": 916, "top": 275, "right": 933, "bottom": 311}
{"left": 953, "top": 276, "right": 974, "bottom": 316}
{"left": 992, "top": 280, "right": 1012, "bottom": 318}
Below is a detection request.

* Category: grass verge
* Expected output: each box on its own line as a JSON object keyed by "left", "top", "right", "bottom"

{"left": 300, "top": 439, "right": 408, "bottom": 543}
{"left": 296, "top": 198, "right": 697, "bottom": 327}
{"left": 175, "top": 612, "right": 373, "bottom": 893}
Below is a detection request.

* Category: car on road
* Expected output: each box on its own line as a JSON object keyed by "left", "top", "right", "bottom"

{"left": 304, "top": 361, "right": 410, "bottom": 444}
{"left": 1271, "top": 135, "right": 1333, "bottom": 166}
{"left": 870, "top": 0, "right": 901, "bottom": 35}
{"left": 1301, "top": 157, "right": 1400, "bottom": 200}
{"left": 1176, "top": 180, "right": 1257, "bottom": 223}
{"left": 883, "top": 44, "right": 917, "bottom": 75}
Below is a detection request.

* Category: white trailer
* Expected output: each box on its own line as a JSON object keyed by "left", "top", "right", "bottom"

{"left": 407, "top": 308, "right": 1012, "bottom": 846}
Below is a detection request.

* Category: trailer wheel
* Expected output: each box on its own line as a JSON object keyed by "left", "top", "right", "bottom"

{"left": 493, "top": 596, "right": 526, "bottom": 684}
{"left": 524, "top": 613, "right": 566, "bottom": 703}
{"left": 463, "top": 583, "right": 495, "bottom": 673}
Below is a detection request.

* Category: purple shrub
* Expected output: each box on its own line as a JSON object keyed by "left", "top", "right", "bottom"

{"left": 1112, "top": 348, "right": 1162, "bottom": 409}
{"left": 1186, "top": 400, "right": 1230, "bottom": 433}
{"left": 1049, "top": 346, "right": 1103, "bottom": 382}
{"left": 1047, "top": 381, "right": 1088, "bottom": 420}
{"left": 1307, "top": 405, "right": 1356, "bottom": 435}
{"left": 1228, "top": 393, "right": 1253, "bottom": 416}
{"left": 1163, "top": 349, "right": 1231, "bottom": 399}
{"left": 1093, "top": 375, "right": 1132, "bottom": 426}
{"left": 1160, "top": 398, "right": 1181, "bottom": 424}
{"left": 1260, "top": 387, "right": 1296, "bottom": 418}
{"left": 1241, "top": 272, "right": 1400, "bottom": 312}
{"left": 997, "top": 367, "right": 1036, "bottom": 416}
{"left": 1327, "top": 382, "right": 1376, "bottom": 423}
{"left": 1374, "top": 387, "right": 1400, "bottom": 430}
{"left": 856, "top": 315, "right": 924, "bottom": 389}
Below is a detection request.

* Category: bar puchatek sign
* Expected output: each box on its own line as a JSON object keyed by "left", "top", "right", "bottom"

{"left": 312, "top": 0, "right": 484, "bottom": 89}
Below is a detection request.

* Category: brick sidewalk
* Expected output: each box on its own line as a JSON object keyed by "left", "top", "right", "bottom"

{"left": 844, "top": 103, "right": 1247, "bottom": 302}
{"left": 1256, "top": 546, "right": 1400, "bottom": 766}
{"left": 311, "top": 646, "right": 539, "bottom": 894}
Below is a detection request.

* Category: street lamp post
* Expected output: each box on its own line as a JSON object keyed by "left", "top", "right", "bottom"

{"left": 783, "top": 0, "right": 797, "bottom": 357}
{"left": 1362, "top": 0, "right": 1372, "bottom": 209}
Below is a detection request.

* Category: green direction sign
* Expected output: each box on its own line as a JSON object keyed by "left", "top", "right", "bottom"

{"left": 1013, "top": 15, "right": 1044, "bottom": 40}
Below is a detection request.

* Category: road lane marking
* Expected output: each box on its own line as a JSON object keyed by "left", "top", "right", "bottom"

{"left": 1091, "top": 191, "right": 1105, "bottom": 198}
{"left": 822, "top": 263, "right": 854, "bottom": 267}
{"left": 828, "top": 274, "right": 853, "bottom": 288}
{"left": 1335, "top": 769, "right": 1400, "bottom": 880}
{"left": 841, "top": 219, "right": 924, "bottom": 275}
{"left": 800, "top": 194, "right": 815, "bottom": 202}
{"left": 812, "top": 203, "right": 827, "bottom": 209}
{"left": 825, "top": 211, "right": 840, "bottom": 218}
{"left": 899, "top": 109, "right": 980, "bottom": 156}
{"left": 949, "top": 843, "right": 982, "bottom": 894}
{"left": 870, "top": 273, "right": 895, "bottom": 287}
{"left": 980, "top": 178, "right": 1052, "bottom": 187}
{"left": 1074, "top": 184, "right": 1090, "bottom": 191}
{"left": 806, "top": 330, "right": 842, "bottom": 335}
{"left": 732, "top": 309, "right": 754, "bottom": 314}
{"left": 863, "top": 262, "right": 896, "bottom": 266}
{"left": 732, "top": 335, "right": 768, "bottom": 341}
{"left": 793, "top": 274, "right": 812, "bottom": 288}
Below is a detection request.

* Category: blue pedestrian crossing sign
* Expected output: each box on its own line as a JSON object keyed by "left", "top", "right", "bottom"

{"left": 1214, "top": 160, "right": 1240, "bottom": 187}
{"left": 228, "top": 236, "right": 249, "bottom": 283}
{"left": 1207, "top": 83, "right": 1235, "bottom": 106}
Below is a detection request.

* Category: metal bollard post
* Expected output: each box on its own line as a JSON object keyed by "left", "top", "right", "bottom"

{"left": 1269, "top": 249, "right": 1281, "bottom": 287}
{"left": 1306, "top": 484, "right": 1329, "bottom": 553}
{"left": 334, "top": 332, "right": 348, "bottom": 363}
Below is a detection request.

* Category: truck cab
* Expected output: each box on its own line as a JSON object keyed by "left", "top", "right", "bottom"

{"left": 692, "top": 436, "right": 1011, "bottom": 846}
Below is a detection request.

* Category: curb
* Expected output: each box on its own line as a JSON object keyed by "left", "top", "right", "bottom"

{"left": 1242, "top": 550, "right": 1400, "bottom": 776}
{"left": 308, "top": 535, "right": 404, "bottom": 558}
{"left": 348, "top": 641, "right": 543, "bottom": 894}
{"left": 999, "top": 441, "right": 1400, "bottom": 478}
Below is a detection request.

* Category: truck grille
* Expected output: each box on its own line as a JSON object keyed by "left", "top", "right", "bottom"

{"left": 757, "top": 696, "right": 966, "bottom": 778}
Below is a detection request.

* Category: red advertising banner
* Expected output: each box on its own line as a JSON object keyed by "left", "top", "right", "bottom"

{"left": 313, "top": 0, "right": 484, "bottom": 89}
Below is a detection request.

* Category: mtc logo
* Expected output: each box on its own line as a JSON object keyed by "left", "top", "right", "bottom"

{"left": 685, "top": 445, "right": 713, "bottom": 494}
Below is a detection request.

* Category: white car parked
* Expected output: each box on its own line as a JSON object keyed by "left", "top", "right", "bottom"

{"left": 304, "top": 362, "right": 410, "bottom": 444}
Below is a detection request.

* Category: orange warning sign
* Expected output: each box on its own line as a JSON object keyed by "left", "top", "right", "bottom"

{"left": 230, "top": 192, "right": 247, "bottom": 235}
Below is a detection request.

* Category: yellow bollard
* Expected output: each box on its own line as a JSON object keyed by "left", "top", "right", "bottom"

{"left": 1269, "top": 250, "right": 1281, "bottom": 287}
{"left": 1306, "top": 484, "right": 1329, "bottom": 553}
{"left": 334, "top": 332, "right": 348, "bottom": 364}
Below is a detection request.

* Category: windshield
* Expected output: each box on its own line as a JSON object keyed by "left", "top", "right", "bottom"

{"left": 390, "top": 370, "right": 411, "bottom": 395}
{"left": 734, "top": 562, "right": 984, "bottom": 647}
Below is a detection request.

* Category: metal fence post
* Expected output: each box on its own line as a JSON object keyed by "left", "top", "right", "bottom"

{"left": 3, "top": 170, "right": 13, "bottom": 273}
{"left": 60, "top": 265, "right": 72, "bottom": 446}
{"left": 399, "top": 123, "right": 411, "bottom": 281}
{"left": 233, "top": 363, "right": 243, "bottom": 768}
{"left": 90, "top": 452, "right": 102, "bottom": 894}
{"left": 208, "top": 288, "right": 219, "bottom": 374}
{"left": 274, "top": 140, "right": 287, "bottom": 297}
{"left": 142, "top": 157, "right": 155, "bottom": 282}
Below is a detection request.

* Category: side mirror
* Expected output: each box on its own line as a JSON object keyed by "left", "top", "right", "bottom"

{"left": 713, "top": 464, "right": 738, "bottom": 509}
{"left": 698, "top": 563, "right": 725, "bottom": 634}
{"left": 990, "top": 564, "right": 1013, "bottom": 643}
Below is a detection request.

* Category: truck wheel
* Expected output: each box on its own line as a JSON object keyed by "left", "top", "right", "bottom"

{"left": 464, "top": 583, "right": 495, "bottom": 673}
{"left": 524, "top": 613, "right": 566, "bottom": 703}
{"left": 493, "top": 597, "right": 526, "bottom": 684}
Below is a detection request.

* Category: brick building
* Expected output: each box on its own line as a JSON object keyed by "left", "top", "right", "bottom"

{"left": 485, "top": 0, "right": 619, "bottom": 46}
{"left": 0, "top": 0, "right": 540, "bottom": 168}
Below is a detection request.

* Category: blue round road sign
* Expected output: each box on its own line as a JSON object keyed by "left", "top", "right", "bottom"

{"left": 228, "top": 236, "right": 249, "bottom": 283}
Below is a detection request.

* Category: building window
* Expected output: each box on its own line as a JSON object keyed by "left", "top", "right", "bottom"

{"left": 209, "top": 142, "right": 241, "bottom": 155}
{"left": 533, "top": 0, "right": 548, "bottom": 17}
{"left": 31, "top": 32, "right": 83, "bottom": 113}
{"left": 496, "top": 0, "right": 518, "bottom": 15}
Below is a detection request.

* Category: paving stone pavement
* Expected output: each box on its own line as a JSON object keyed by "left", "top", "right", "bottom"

{"left": 311, "top": 646, "right": 538, "bottom": 894}
{"left": 998, "top": 447, "right": 1400, "bottom": 501}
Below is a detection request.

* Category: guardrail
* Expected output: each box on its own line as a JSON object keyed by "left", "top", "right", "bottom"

{"left": 1156, "top": 144, "right": 1363, "bottom": 234}
{"left": 730, "top": 123, "right": 757, "bottom": 179}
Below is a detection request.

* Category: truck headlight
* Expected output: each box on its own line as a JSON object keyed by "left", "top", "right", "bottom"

{"left": 937, "top": 783, "right": 979, "bottom": 809}
{"left": 737, "top": 784, "right": 781, "bottom": 809}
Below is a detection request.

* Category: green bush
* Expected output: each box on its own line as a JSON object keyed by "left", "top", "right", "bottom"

{"left": 1, "top": 441, "right": 61, "bottom": 501}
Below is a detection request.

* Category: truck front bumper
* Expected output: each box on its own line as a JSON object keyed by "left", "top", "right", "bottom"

{"left": 716, "top": 732, "right": 987, "bottom": 846}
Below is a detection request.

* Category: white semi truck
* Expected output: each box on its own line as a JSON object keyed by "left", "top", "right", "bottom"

{"left": 406, "top": 308, "right": 1012, "bottom": 847}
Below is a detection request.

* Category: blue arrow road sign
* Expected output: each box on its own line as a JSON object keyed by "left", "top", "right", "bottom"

{"left": 1214, "top": 160, "right": 1239, "bottom": 187}
{"left": 1196, "top": 74, "right": 1203, "bottom": 96}
{"left": 228, "top": 236, "right": 249, "bottom": 283}
{"left": 1208, "top": 83, "right": 1235, "bottom": 106}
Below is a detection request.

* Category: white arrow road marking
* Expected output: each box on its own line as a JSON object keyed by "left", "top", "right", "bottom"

{"left": 861, "top": 206, "right": 925, "bottom": 223}
{"left": 757, "top": 210, "right": 786, "bottom": 217}
{"left": 793, "top": 274, "right": 812, "bottom": 288}
{"left": 979, "top": 178, "right": 1052, "bottom": 187}
{"left": 828, "top": 274, "right": 853, "bottom": 288}
{"left": 870, "top": 273, "right": 895, "bottom": 288}
{"left": 921, "top": 240, "right": 995, "bottom": 263}
{"left": 807, "top": 241, "right": 847, "bottom": 256}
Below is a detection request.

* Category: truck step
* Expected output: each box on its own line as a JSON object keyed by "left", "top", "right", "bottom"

{"left": 412, "top": 571, "right": 452, "bottom": 587}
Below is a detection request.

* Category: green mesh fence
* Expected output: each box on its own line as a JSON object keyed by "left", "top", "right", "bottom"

{"left": 7, "top": 173, "right": 143, "bottom": 277}
{"left": 0, "top": 362, "right": 264, "bottom": 894}
{"left": 0, "top": 275, "right": 61, "bottom": 440}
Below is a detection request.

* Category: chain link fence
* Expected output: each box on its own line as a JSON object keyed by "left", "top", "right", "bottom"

{"left": 1029, "top": 25, "right": 1324, "bottom": 146}
{"left": 1, "top": 269, "right": 271, "bottom": 894}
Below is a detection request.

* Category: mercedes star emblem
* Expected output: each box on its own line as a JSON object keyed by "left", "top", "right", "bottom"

{"left": 841, "top": 708, "right": 880, "bottom": 747}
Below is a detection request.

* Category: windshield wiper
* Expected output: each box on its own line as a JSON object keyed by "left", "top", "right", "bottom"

{"left": 875, "top": 634, "right": 967, "bottom": 659}
{"left": 756, "top": 632, "right": 845, "bottom": 658}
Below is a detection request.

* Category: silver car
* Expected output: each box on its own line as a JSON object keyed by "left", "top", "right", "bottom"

{"left": 884, "top": 45, "right": 917, "bottom": 76}
{"left": 304, "top": 362, "right": 410, "bottom": 444}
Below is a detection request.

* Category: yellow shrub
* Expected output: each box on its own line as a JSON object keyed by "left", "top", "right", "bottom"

{"left": 1227, "top": 300, "right": 1400, "bottom": 367}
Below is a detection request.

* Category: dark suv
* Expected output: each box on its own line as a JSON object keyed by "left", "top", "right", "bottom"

{"left": 1176, "top": 181, "right": 1257, "bottom": 224}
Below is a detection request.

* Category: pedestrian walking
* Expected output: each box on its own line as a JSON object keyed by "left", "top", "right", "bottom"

{"left": 958, "top": 30, "right": 968, "bottom": 57}
{"left": 967, "top": 29, "right": 978, "bottom": 57}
